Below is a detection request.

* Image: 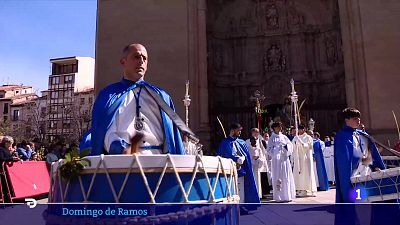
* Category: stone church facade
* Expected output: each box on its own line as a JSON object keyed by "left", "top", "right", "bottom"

{"left": 95, "top": 0, "right": 400, "bottom": 152}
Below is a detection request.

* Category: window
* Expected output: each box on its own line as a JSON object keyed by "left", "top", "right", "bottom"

{"left": 41, "top": 107, "right": 46, "bottom": 117}
{"left": 51, "top": 76, "right": 60, "bottom": 85}
{"left": 0, "top": 93, "right": 4, "bottom": 98}
{"left": 3, "top": 116, "right": 7, "bottom": 121}
{"left": 50, "top": 105, "right": 57, "bottom": 114}
{"left": 64, "top": 90, "right": 72, "bottom": 98}
{"left": 52, "top": 62, "right": 78, "bottom": 75}
{"left": 88, "top": 97, "right": 93, "bottom": 104}
{"left": 49, "top": 121, "right": 57, "bottom": 128}
{"left": 13, "top": 109, "right": 20, "bottom": 121}
{"left": 63, "top": 121, "right": 71, "bottom": 128}
{"left": 80, "top": 98, "right": 85, "bottom": 105}
{"left": 15, "top": 91, "right": 19, "bottom": 94}
{"left": 51, "top": 91, "right": 59, "bottom": 99}
{"left": 64, "top": 75, "right": 74, "bottom": 83}
{"left": 72, "top": 63, "right": 78, "bottom": 73}
{"left": 3, "top": 103, "right": 9, "bottom": 114}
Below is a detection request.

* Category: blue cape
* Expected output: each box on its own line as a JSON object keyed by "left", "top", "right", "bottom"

{"left": 334, "top": 126, "right": 385, "bottom": 203}
{"left": 217, "top": 136, "right": 260, "bottom": 204}
{"left": 80, "top": 78, "right": 185, "bottom": 156}
{"left": 313, "top": 139, "right": 329, "bottom": 191}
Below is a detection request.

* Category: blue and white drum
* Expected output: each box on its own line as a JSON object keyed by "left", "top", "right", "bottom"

{"left": 382, "top": 156, "right": 400, "bottom": 168}
{"left": 351, "top": 167, "right": 400, "bottom": 202}
{"left": 49, "top": 154, "right": 239, "bottom": 203}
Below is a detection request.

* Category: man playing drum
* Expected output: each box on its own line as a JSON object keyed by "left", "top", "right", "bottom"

{"left": 82, "top": 43, "right": 185, "bottom": 156}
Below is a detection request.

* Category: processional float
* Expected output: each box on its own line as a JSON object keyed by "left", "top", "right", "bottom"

{"left": 46, "top": 81, "right": 240, "bottom": 225}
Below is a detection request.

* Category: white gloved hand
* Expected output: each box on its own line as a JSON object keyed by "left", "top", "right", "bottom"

{"left": 237, "top": 156, "right": 245, "bottom": 164}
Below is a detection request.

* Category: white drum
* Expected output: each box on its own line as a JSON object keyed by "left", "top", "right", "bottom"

{"left": 351, "top": 167, "right": 400, "bottom": 202}
{"left": 49, "top": 154, "right": 239, "bottom": 203}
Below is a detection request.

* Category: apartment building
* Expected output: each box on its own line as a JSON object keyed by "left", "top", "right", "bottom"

{"left": 0, "top": 84, "right": 37, "bottom": 138}
{"left": 46, "top": 56, "right": 94, "bottom": 142}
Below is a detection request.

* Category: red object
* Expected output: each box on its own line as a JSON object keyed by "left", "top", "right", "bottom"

{"left": 5, "top": 161, "right": 50, "bottom": 200}
{"left": 394, "top": 140, "right": 400, "bottom": 152}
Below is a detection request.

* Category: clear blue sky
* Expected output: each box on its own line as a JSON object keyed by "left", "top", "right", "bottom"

{"left": 0, "top": 0, "right": 97, "bottom": 93}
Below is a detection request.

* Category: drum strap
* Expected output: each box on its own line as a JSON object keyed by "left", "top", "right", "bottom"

{"left": 143, "top": 86, "right": 200, "bottom": 143}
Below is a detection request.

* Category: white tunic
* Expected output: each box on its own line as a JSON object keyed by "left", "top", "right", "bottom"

{"left": 267, "top": 132, "right": 296, "bottom": 202}
{"left": 104, "top": 87, "right": 164, "bottom": 154}
{"left": 246, "top": 137, "right": 269, "bottom": 198}
{"left": 292, "top": 133, "right": 317, "bottom": 196}
{"left": 322, "top": 144, "right": 335, "bottom": 182}
{"left": 352, "top": 133, "right": 372, "bottom": 176}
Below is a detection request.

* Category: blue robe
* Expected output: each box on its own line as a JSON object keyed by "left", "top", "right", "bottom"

{"left": 334, "top": 126, "right": 385, "bottom": 203}
{"left": 217, "top": 136, "right": 260, "bottom": 204}
{"left": 313, "top": 139, "right": 329, "bottom": 191}
{"left": 80, "top": 78, "right": 185, "bottom": 156}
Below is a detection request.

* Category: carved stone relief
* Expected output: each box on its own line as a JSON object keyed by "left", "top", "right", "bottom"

{"left": 263, "top": 44, "right": 286, "bottom": 72}
{"left": 207, "top": 0, "right": 345, "bottom": 143}
{"left": 325, "top": 37, "right": 337, "bottom": 66}
{"left": 265, "top": 3, "right": 279, "bottom": 30}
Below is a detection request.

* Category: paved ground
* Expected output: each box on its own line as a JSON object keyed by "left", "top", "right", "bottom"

{"left": 261, "top": 187, "right": 336, "bottom": 204}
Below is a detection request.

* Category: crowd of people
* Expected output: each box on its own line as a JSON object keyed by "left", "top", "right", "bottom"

{"left": 0, "top": 136, "right": 77, "bottom": 165}
{"left": 218, "top": 121, "right": 338, "bottom": 203}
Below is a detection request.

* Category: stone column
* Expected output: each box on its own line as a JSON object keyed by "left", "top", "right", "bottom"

{"left": 338, "top": 0, "right": 400, "bottom": 143}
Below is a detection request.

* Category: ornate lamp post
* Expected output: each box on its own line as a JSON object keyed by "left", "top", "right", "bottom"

{"left": 183, "top": 80, "right": 191, "bottom": 127}
{"left": 290, "top": 79, "right": 299, "bottom": 136}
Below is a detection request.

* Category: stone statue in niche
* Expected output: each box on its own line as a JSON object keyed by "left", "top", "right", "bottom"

{"left": 264, "top": 44, "right": 286, "bottom": 72}
{"left": 325, "top": 37, "right": 337, "bottom": 66}
{"left": 266, "top": 4, "right": 279, "bottom": 29}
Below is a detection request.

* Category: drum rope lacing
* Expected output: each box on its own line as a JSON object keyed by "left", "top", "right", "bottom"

{"left": 50, "top": 154, "right": 240, "bottom": 203}
{"left": 351, "top": 168, "right": 400, "bottom": 202}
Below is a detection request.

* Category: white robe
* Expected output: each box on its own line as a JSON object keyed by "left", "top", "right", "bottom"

{"left": 267, "top": 132, "right": 296, "bottom": 202}
{"left": 352, "top": 134, "right": 372, "bottom": 176}
{"left": 104, "top": 87, "right": 164, "bottom": 154}
{"left": 183, "top": 140, "right": 197, "bottom": 155}
{"left": 322, "top": 145, "right": 335, "bottom": 182}
{"left": 292, "top": 133, "right": 317, "bottom": 196}
{"left": 246, "top": 137, "right": 269, "bottom": 198}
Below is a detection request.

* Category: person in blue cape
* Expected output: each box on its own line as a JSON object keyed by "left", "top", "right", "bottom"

{"left": 80, "top": 43, "right": 185, "bottom": 155}
{"left": 217, "top": 123, "right": 260, "bottom": 205}
{"left": 334, "top": 108, "right": 387, "bottom": 225}
{"left": 312, "top": 132, "right": 329, "bottom": 191}
{"left": 334, "top": 108, "right": 385, "bottom": 203}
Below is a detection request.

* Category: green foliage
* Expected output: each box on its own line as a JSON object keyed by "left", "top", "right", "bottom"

{"left": 59, "top": 148, "right": 91, "bottom": 181}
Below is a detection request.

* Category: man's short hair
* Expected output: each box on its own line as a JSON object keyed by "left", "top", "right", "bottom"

{"left": 271, "top": 121, "right": 282, "bottom": 130}
{"left": 342, "top": 107, "right": 361, "bottom": 119}
{"left": 298, "top": 124, "right": 305, "bottom": 130}
{"left": 230, "top": 123, "right": 242, "bottom": 130}
{"left": 251, "top": 128, "right": 259, "bottom": 133}
{"left": 290, "top": 126, "right": 295, "bottom": 131}
{"left": 122, "top": 43, "right": 143, "bottom": 58}
{"left": 314, "top": 132, "right": 321, "bottom": 138}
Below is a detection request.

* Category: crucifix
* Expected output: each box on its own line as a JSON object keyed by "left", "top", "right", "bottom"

{"left": 250, "top": 90, "right": 267, "bottom": 130}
